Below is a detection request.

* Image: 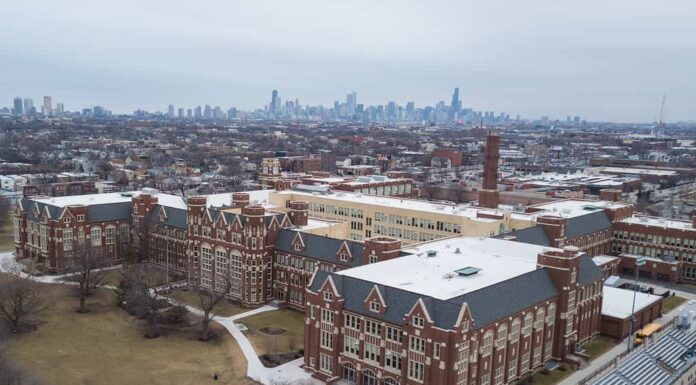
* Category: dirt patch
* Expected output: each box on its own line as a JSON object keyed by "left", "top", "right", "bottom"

{"left": 260, "top": 351, "right": 303, "bottom": 368}
{"left": 258, "top": 327, "right": 286, "bottom": 335}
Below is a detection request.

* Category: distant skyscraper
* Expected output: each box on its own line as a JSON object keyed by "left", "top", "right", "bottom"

{"left": 13, "top": 97, "right": 22, "bottom": 115}
{"left": 204, "top": 105, "right": 212, "bottom": 119}
{"left": 43, "top": 96, "right": 52, "bottom": 116}
{"left": 187, "top": 108, "right": 193, "bottom": 118}
{"left": 346, "top": 91, "right": 357, "bottom": 116}
{"left": 270, "top": 89, "right": 279, "bottom": 116}
{"left": 178, "top": 108, "right": 184, "bottom": 118}
{"left": 194, "top": 106, "right": 202, "bottom": 118}
{"left": 450, "top": 87, "right": 461, "bottom": 121}
{"left": 55, "top": 103, "right": 64, "bottom": 116}
{"left": 23, "top": 98, "right": 34, "bottom": 116}
{"left": 168, "top": 104, "right": 175, "bottom": 118}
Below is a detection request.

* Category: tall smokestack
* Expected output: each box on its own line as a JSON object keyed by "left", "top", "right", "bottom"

{"left": 479, "top": 131, "right": 500, "bottom": 208}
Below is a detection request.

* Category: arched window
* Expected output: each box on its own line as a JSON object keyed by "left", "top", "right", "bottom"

{"left": 547, "top": 303, "right": 556, "bottom": 324}
{"left": 495, "top": 324, "right": 508, "bottom": 348}
{"left": 523, "top": 312, "right": 533, "bottom": 336}
{"left": 535, "top": 308, "right": 546, "bottom": 330}
{"left": 481, "top": 330, "right": 494, "bottom": 356}
{"left": 363, "top": 369, "right": 377, "bottom": 385}
{"left": 342, "top": 363, "right": 356, "bottom": 382}
{"left": 510, "top": 318, "right": 521, "bottom": 342}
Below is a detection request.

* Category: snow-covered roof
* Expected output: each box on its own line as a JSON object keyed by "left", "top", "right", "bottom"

{"left": 527, "top": 199, "right": 628, "bottom": 219}
{"left": 276, "top": 190, "right": 505, "bottom": 221}
{"left": 621, "top": 216, "right": 694, "bottom": 231}
{"left": 336, "top": 237, "right": 560, "bottom": 300}
{"left": 33, "top": 192, "right": 133, "bottom": 207}
{"left": 593, "top": 255, "right": 619, "bottom": 266}
{"left": 601, "top": 286, "right": 663, "bottom": 319}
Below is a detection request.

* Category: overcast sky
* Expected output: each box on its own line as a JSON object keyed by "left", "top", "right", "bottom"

{"left": 1, "top": 0, "right": 695, "bottom": 122}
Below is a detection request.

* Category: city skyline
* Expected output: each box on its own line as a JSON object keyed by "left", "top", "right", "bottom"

{"left": 2, "top": 0, "right": 696, "bottom": 122}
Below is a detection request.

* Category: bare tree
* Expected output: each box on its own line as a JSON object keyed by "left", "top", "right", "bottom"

{"left": 122, "top": 263, "right": 165, "bottom": 338}
{"left": 0, "top": 275, "right": 45, "bottom": 334}
{"left": 65, "top": 242, "right": 109, "bottom": 313}
{"left": 196, "top": 270, "right": 233, "bottom": 341}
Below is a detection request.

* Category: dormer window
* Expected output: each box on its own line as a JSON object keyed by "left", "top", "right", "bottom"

{"left": 63, "top": 217, "right": 71, "bottom": 224}
{"left": 294, "top": 243, "right": 302, "bottom": 252}
{"left": 77, "top": 215, "right": 85, "bottom": 222}
{"left": 324, "top": 292, "right": 334, "bottom": 301}
{"left": 412, "top": 316, "right": 424, "bottom": 328}
{"left": 339, "top": 252, "right": 349, "bottom": 262}
{"left": 370, "top": 301, "right": 381, "bottom": 313}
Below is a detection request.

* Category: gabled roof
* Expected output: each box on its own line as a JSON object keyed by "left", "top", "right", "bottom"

{"left": 149, "top": 205, "right": 187, "bottom": 229}
{"left": 566, "top": 210, "right": 612, "bottom": 239}
{"left": 499, "top": 226, "right": 550, "bottom": 247}
{"left": 87, "top": 202, "right": 132, "bottom": 223}
{"left": 310, "top": 267, "right": 559, "bottom": 330}
{"left": 275, "top": 229, "right": 364, "bottom": 268}
{"left": 577, "top": 254, "right": 604, "bottom": 286}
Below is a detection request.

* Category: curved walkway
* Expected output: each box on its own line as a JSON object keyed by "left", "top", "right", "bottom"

{"left": 0, "top": 252, "right": 321, "bottom": 385}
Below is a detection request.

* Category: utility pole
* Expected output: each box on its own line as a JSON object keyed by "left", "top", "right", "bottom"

{"left": 627, "top": 256, "right": 647, "bottom": 352}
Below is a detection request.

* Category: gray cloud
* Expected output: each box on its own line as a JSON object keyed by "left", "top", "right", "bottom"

{"left": 1, "top": 0, "right": 695, "bottom": 122}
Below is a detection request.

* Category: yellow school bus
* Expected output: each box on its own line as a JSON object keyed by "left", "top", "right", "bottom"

{"left": 634, "top": 323, "right": 661, "bottom": 346}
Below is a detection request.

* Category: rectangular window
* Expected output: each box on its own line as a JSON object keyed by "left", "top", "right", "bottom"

{"left": 494, "top": 366, "right": 504, "bottom": 385}
{"left": 321, "top": 308, "right": 334, "bottom": 323}
{"left": 409, "top": 336, "right": 425, "bottom": 353}
{"left": 319, "top": 353, "right": 333, "bottom": 373}
{"left": 63, "top": 228, "right": 73, "bottom": 251}
{"left": 386, "top": 326, "right": 403, "bottom": 343}
{"left": 364, "top": 342, "right": 381, "bottom": 363}
{"left": 386, "top": 349, "right": 401, "bottom": 371}
{"left": 105, "top": 227, "right": 115, "bottom": 245}
{"left": 13, "top": 218, "right": 21, "bottom": 243}
{"left": 408, "top": 361, "right": 424, "bottom": 382}
{"left": 344, "top": 336, "right": 359, "bottom": 356}
{"left": 91, "top": 227, "right": 101, "bottom": 246}
{"left": 345, "top": 314, "right": 361, "bottom": 330}
{"left": 412, "top": 316, "right": 424, "bottom": 328}
{"left": 365, "top": 320, "right": 382, "bottom": 336}
{"left": 321, "top": 330, "right": 333, "bottom": 349}
{"left": 434, "top": 343, "right": 441, "bottom": 359}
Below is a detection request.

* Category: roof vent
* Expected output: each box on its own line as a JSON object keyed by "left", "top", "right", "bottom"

{"left": 426, "top": 250, "right": 437, "bottom": 257}
{"left": 454, "top": 248, "right": 461, "bottom": 254}
{"left": 455, "top": 266, "right": 481, "bottom": 277}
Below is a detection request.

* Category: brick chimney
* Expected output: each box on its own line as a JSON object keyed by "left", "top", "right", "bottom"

{"left": 288, "top": 200, "right": 309, "bottom": 226}
{"left": 363, "top": 237, "right": 401, "bottom": 265}
{"left": 599, "top": 189, "right": 622, "bottom": 202}
{"left": 536, "top": 215, "right": 567, "bottom": 248}
{"left": 232, "top": 192, "right": 250, "bottom": 208}
{"left": 479, "top": 131, "right": 500, "bottom": 208}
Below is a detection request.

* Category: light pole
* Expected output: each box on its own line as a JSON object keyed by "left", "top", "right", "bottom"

{"left": 627, "top": 256, "right": 646, "bottom": 352}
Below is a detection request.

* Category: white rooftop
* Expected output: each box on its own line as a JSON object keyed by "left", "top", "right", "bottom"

{"left": 336, "top": 237, "right": 559, "bottom": 300}
{"left": 601, "top": 286, "right": 663, "bottom": 319}
{"left": 593, "top": 255, "right": 619, "bottom": 266}
{"left": 593, "top": 166, "right": 677, "bottom": 176}
{"left": 527, "top": 199, "right": 627, "bottom": 219}
{"left": 34, "top": 192, "right": 133, "bottom": 207}
{"left": 277, "top": 190, "right": 504, "bottom": 222}
{"left": 622, "top": 215, "right": 694, "bottom": 231}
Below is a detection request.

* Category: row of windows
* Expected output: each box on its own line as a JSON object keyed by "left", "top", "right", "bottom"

{"left": 615, "top": 231, "right": 696, "bottom": 248}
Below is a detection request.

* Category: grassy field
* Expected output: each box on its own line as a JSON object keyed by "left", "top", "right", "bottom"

{"left": 240, "top": 308, "right": 305, "bottom": 356}
{"left": 663, "top": 295, "right": 688, "bottom": 312}
{"left": 0, "top": 214, "right": 14, "bottom": 252}
{"left": 582, "top": 336, "right": 618, "bottom": 360}
{"left": 531, "top": 366, "right": 574, "bottom": 385}
{"left": 169, "top": 288, "right": 247, "bottom": 317}
{"left": 3, "top": 284, "right": 254, "bottom": 385}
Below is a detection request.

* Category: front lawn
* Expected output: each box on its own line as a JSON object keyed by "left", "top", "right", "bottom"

{"left": 170, "top": 288, "right": 247, "bottom": 317}
{"left": 663, "top": 295, "right": 688, "bottom": 313}
{"left": 240, "top": 308, "right": 305, "bottom": 357}
{"left": 0, "top": 214, "right": 14, "bottom": 252}
{"left": 582, "top": 336, "right": 618, "bottom": 360}
{"left": 3, "top": 284, "right": 254, "bottom": 385}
